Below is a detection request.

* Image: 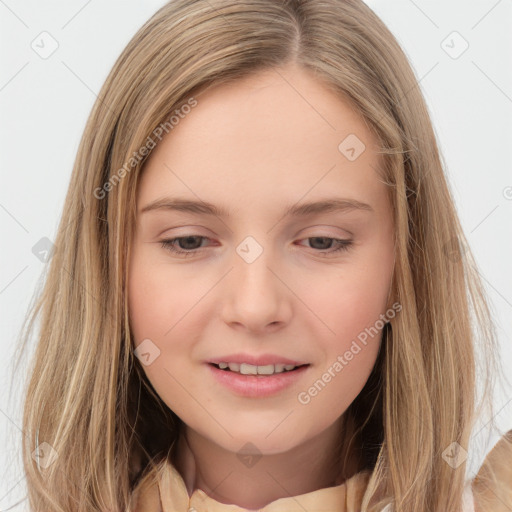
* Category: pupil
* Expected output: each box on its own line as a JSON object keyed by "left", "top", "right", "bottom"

{"left": 181, "top": 236, "right": 201, "bottom": 249}
{"left": 311, "top": 237, "right": 331, "bottom": 250}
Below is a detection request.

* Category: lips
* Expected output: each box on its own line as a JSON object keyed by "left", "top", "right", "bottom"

{"left": 207, "top": 361, "right": 310, "bottom": 397}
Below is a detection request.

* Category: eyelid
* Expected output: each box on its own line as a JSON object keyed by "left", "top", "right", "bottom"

{"left": 158, "top": 224, "right": 352, "bottom": 238}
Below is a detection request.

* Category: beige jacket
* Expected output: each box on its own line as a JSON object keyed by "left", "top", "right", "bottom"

{"left": 131, "top": 432, "right": 512, "bottom": 512}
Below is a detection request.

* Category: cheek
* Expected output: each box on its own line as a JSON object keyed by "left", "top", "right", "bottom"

{"left": 295, "top": 270, "right": 386, "bottom": 418}
{"left": 128, "top": 264, "right": 170, "bottom": 343}
{"left": 300, "top": 263, "right": 391, "bottom": 345}
{"left": 292, "top": 246, "right": 392, "bottom": 405}
{"left": 127, "top": 253, "right": 203, "bottom": 412}
{"left": 128, "top": 251, "right": 205, "bottom": 343}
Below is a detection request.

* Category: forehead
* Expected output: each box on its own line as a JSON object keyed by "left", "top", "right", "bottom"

{"left": 137, "top": 64, "right": 385, "bottom": 216}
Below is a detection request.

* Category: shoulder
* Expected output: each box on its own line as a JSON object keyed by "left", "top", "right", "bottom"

{"left": 472, "top": 430, "right": 512, "bottom": 512}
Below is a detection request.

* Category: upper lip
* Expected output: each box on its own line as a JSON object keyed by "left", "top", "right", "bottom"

{"left": 207, "top": 353, "right": 309, "bottom": 366}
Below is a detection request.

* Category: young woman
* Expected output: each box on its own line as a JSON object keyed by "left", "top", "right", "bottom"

{"left": 16, "top": 1, "right": 511, "bottom": 511}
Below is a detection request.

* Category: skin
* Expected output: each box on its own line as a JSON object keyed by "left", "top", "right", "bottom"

{"left": 128, "top": 62, "right": 395, "bottom": 509}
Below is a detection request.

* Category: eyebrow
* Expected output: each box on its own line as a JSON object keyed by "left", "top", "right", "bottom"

{"left": 140, "top": 197, "right": 374, "bottom": 217}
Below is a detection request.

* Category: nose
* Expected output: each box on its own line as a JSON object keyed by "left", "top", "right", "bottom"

{"left": 220, "top": 240, "right": 293, "bottom": 334}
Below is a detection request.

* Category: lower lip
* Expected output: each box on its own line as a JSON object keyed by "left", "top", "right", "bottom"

{"left": 206, "top": 363, "right": 310, "bottom": 398}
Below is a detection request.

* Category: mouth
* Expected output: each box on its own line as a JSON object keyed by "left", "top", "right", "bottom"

{"left": 208, "top": 362, "right": 310, "bottom": 376}
{"left": 207, "top": 361, "right": 311, "bottom": 397}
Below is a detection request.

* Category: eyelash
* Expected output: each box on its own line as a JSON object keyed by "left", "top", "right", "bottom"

{"left": 159, "top": 236, "right": 353, "bottom": 258}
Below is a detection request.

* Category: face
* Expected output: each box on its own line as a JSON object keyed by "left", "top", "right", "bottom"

{"left": 128, "top": 63, "right": 395, "bottom": 456}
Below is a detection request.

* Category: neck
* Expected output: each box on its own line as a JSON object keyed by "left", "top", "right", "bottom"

{"left": 172, "top": 414, "right": 362, "bottom": 509}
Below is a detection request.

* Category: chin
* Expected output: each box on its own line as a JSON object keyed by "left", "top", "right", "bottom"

{"left": 207, "top": 426, "right": 307, "bottom": 456}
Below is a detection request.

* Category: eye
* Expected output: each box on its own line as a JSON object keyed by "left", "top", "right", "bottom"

{"left": 159, "top": 235, "right": 353, "bottom": 258}
{"left": 160, "top": 236, "right": 211, "bottom": 257}
{"left": 296, "top": 236, "right": 353, "bottom": 256}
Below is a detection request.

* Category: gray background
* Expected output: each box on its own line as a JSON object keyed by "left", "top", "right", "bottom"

{"left": 1, "top": 0, "right": 511, "bottom": 509}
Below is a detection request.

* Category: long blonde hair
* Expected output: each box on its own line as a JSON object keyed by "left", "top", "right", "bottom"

{"left": 13, "top": 0, "right": 508, "bottom": 511}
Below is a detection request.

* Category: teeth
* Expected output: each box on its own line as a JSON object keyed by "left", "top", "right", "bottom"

{"left": 216, "top": 362, "right": 300, "bottom": 375}
{"left": 228, "top": 362, "right": 240, "bottom": 372}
